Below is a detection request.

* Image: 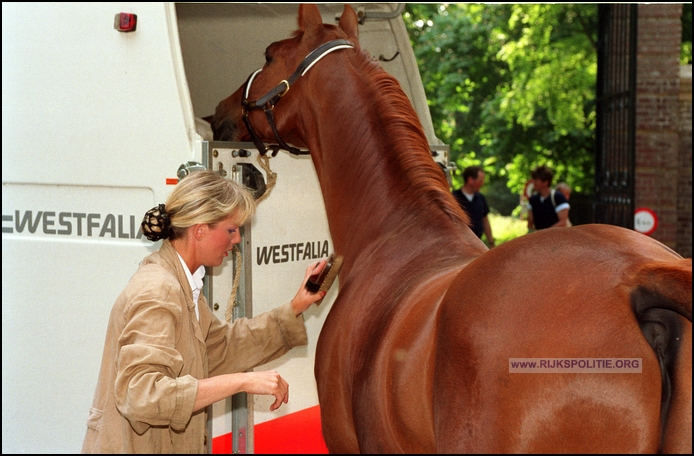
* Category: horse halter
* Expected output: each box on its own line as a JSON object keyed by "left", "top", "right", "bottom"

{"left": 241, "top": 39, "right": 354, "bottom": 156}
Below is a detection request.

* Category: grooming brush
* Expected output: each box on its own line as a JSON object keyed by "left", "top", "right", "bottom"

{"left": 305, "top": 253, "right": 343, "bottom": 304}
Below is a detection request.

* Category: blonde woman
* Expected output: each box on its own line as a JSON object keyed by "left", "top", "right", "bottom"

{"left": 82, "top": 170, "right": 326, "bottom": 453}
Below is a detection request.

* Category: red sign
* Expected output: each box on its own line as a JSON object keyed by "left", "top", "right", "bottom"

{"left": 634, "top": 208, "right": 658, "bottom": 236}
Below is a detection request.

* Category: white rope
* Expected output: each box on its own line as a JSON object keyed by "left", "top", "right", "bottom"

{"left": 226, "top": 154, "right": 276, "bottom": 321}
{"left": 255, "top": 153, "right": 277, "bottom": 205}
{"left": 225, "top": 245, "right": 243, "bottom": 323}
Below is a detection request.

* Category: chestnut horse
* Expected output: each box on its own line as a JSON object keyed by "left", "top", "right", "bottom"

{"left": 212, "top": 4, "right": 692, "bottom": 453}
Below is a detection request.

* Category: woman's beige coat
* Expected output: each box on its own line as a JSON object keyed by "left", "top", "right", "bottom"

{"left": 81, "top": 240, "right": 308, "bottom": 453}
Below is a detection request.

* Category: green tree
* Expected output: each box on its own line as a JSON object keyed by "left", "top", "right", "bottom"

{"left": 403, "top": 4, "right": 598, "bottom": 214}
{"left": 682, "top": 3, "right": 692, "bottom": 64}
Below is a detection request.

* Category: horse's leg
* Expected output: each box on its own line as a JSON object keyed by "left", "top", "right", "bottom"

{"left": 315, "top": 311, "right": 360, "bottom": 454}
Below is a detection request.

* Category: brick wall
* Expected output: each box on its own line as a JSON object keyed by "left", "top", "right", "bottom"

{"left": 677, "top": 65, "right": 692, "bottom": 258}
{"left": 635, "top": 4, "right": 692, "bottom": 257}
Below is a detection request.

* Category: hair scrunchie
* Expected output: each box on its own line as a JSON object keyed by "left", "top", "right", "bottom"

{"left": 141, "top": 203, "right": 171, "bottom": 242}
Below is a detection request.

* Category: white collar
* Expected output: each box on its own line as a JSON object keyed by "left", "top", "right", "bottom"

{"left": 176, "top": 253, "right": 205, "bottom": 319}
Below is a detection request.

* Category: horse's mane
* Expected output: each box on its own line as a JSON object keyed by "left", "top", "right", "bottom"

{"left": 357, "top": 50, "right": 470, "bottom": 227}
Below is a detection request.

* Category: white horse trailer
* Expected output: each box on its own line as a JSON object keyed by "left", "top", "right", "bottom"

{"left": 2, "top": 3, "right": 448, "bottom": 453}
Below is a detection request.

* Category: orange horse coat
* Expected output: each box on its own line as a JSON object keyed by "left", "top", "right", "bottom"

{"left": 212, "top": 4, "right": 692, "bottom": 453}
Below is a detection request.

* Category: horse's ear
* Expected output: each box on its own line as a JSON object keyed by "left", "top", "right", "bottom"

{"left": 338, "top": 4, "right": 359, "bottom": 40}
{"left": 298, "top": 4, "right": 324, "bottom": 35}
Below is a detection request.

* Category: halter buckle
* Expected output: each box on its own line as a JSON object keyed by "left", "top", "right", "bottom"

{"left": 278, "top": 80, "right": 290, "bottom": 97}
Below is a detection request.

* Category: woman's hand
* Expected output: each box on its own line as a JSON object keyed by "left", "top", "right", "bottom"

{"left": 194, "top": 370, "right": 290, "bottom": 412}
{"left": 290, "top": 258, "right": 327, "bottom": 316}
{"left": 242, "top": 370, "right": 290, "bottom": 411}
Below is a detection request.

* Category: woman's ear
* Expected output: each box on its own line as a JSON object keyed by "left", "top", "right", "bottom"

{"left": 193, "top": 224, "right": 206, "bottom": 240}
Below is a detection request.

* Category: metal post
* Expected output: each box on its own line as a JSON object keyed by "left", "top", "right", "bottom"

{"left": 231, "top": 163, "right": 254, "bottom": 454}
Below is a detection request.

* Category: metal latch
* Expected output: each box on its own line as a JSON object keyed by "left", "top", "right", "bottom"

{"left": 177, "top": 161, "right": 207, "bottom": 180}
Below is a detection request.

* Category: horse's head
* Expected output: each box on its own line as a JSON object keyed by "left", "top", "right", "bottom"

{"left": 211, "top": 3, "right": 359, "bottom": 154}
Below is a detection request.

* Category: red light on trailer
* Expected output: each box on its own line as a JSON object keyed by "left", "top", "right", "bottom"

{"left": 166, "top": 178, "right": 179, "bottom": 185}
{"left": 114, "top": 13, "right": 137, "bottom": 32}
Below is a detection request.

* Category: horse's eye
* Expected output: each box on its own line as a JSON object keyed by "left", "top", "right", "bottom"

{"left": 264, "top": 52, "right": 272, "bottom": 65}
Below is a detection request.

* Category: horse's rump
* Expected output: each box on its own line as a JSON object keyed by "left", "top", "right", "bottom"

{"left": 434, "top": 225, "right": 692, "bottom": 452}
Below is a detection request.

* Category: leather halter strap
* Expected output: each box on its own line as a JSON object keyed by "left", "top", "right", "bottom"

{"left": 241, "top": 39, "right": 354, "bottom": 156}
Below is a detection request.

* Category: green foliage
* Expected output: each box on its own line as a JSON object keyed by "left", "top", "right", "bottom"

{"left": 488, "top": 213, "right": 528, "bottom": 246}
{"left": 683, "top": 3, "right": 692, "bottom": 64}
{"left": 403, "top": 4, "right": 598, "bottom": 213}
{"left": 404, "top": 4, "right": 689, "bottom": 214}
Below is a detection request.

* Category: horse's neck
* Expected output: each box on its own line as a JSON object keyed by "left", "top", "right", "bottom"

{"left": 297, "top": 55, "right": 485, "bottom": 268}
{"left": 303, "top": 78, "right": 485, "bottom": 268}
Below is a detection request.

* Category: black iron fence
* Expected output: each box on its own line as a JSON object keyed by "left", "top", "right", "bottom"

{"left": 595, "top": 4, "right": 638, "bottom": 229}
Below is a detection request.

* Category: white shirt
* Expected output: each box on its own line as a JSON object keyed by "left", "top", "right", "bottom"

{"left": 176, "top": 253, "right": 205, "bottom": 321}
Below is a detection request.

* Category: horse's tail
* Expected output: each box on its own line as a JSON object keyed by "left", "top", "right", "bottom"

{"left": 631, "top": 258, "right": 692, "bottom": 454}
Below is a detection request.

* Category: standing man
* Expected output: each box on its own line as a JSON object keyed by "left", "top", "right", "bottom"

{"left": 527, "top": 165, "right": 570, "bottom": 230}
{"left": 452, "top": 166, "right": 495, "bottom": 247}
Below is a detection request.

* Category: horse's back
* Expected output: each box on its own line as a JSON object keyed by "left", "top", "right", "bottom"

{"left": 435, "top": 225, "right": 692, "bottom": 453}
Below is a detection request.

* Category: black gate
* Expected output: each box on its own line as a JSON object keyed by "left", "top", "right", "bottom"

{"left": 595, "top": 4, "right": 638, "bottom": 229}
